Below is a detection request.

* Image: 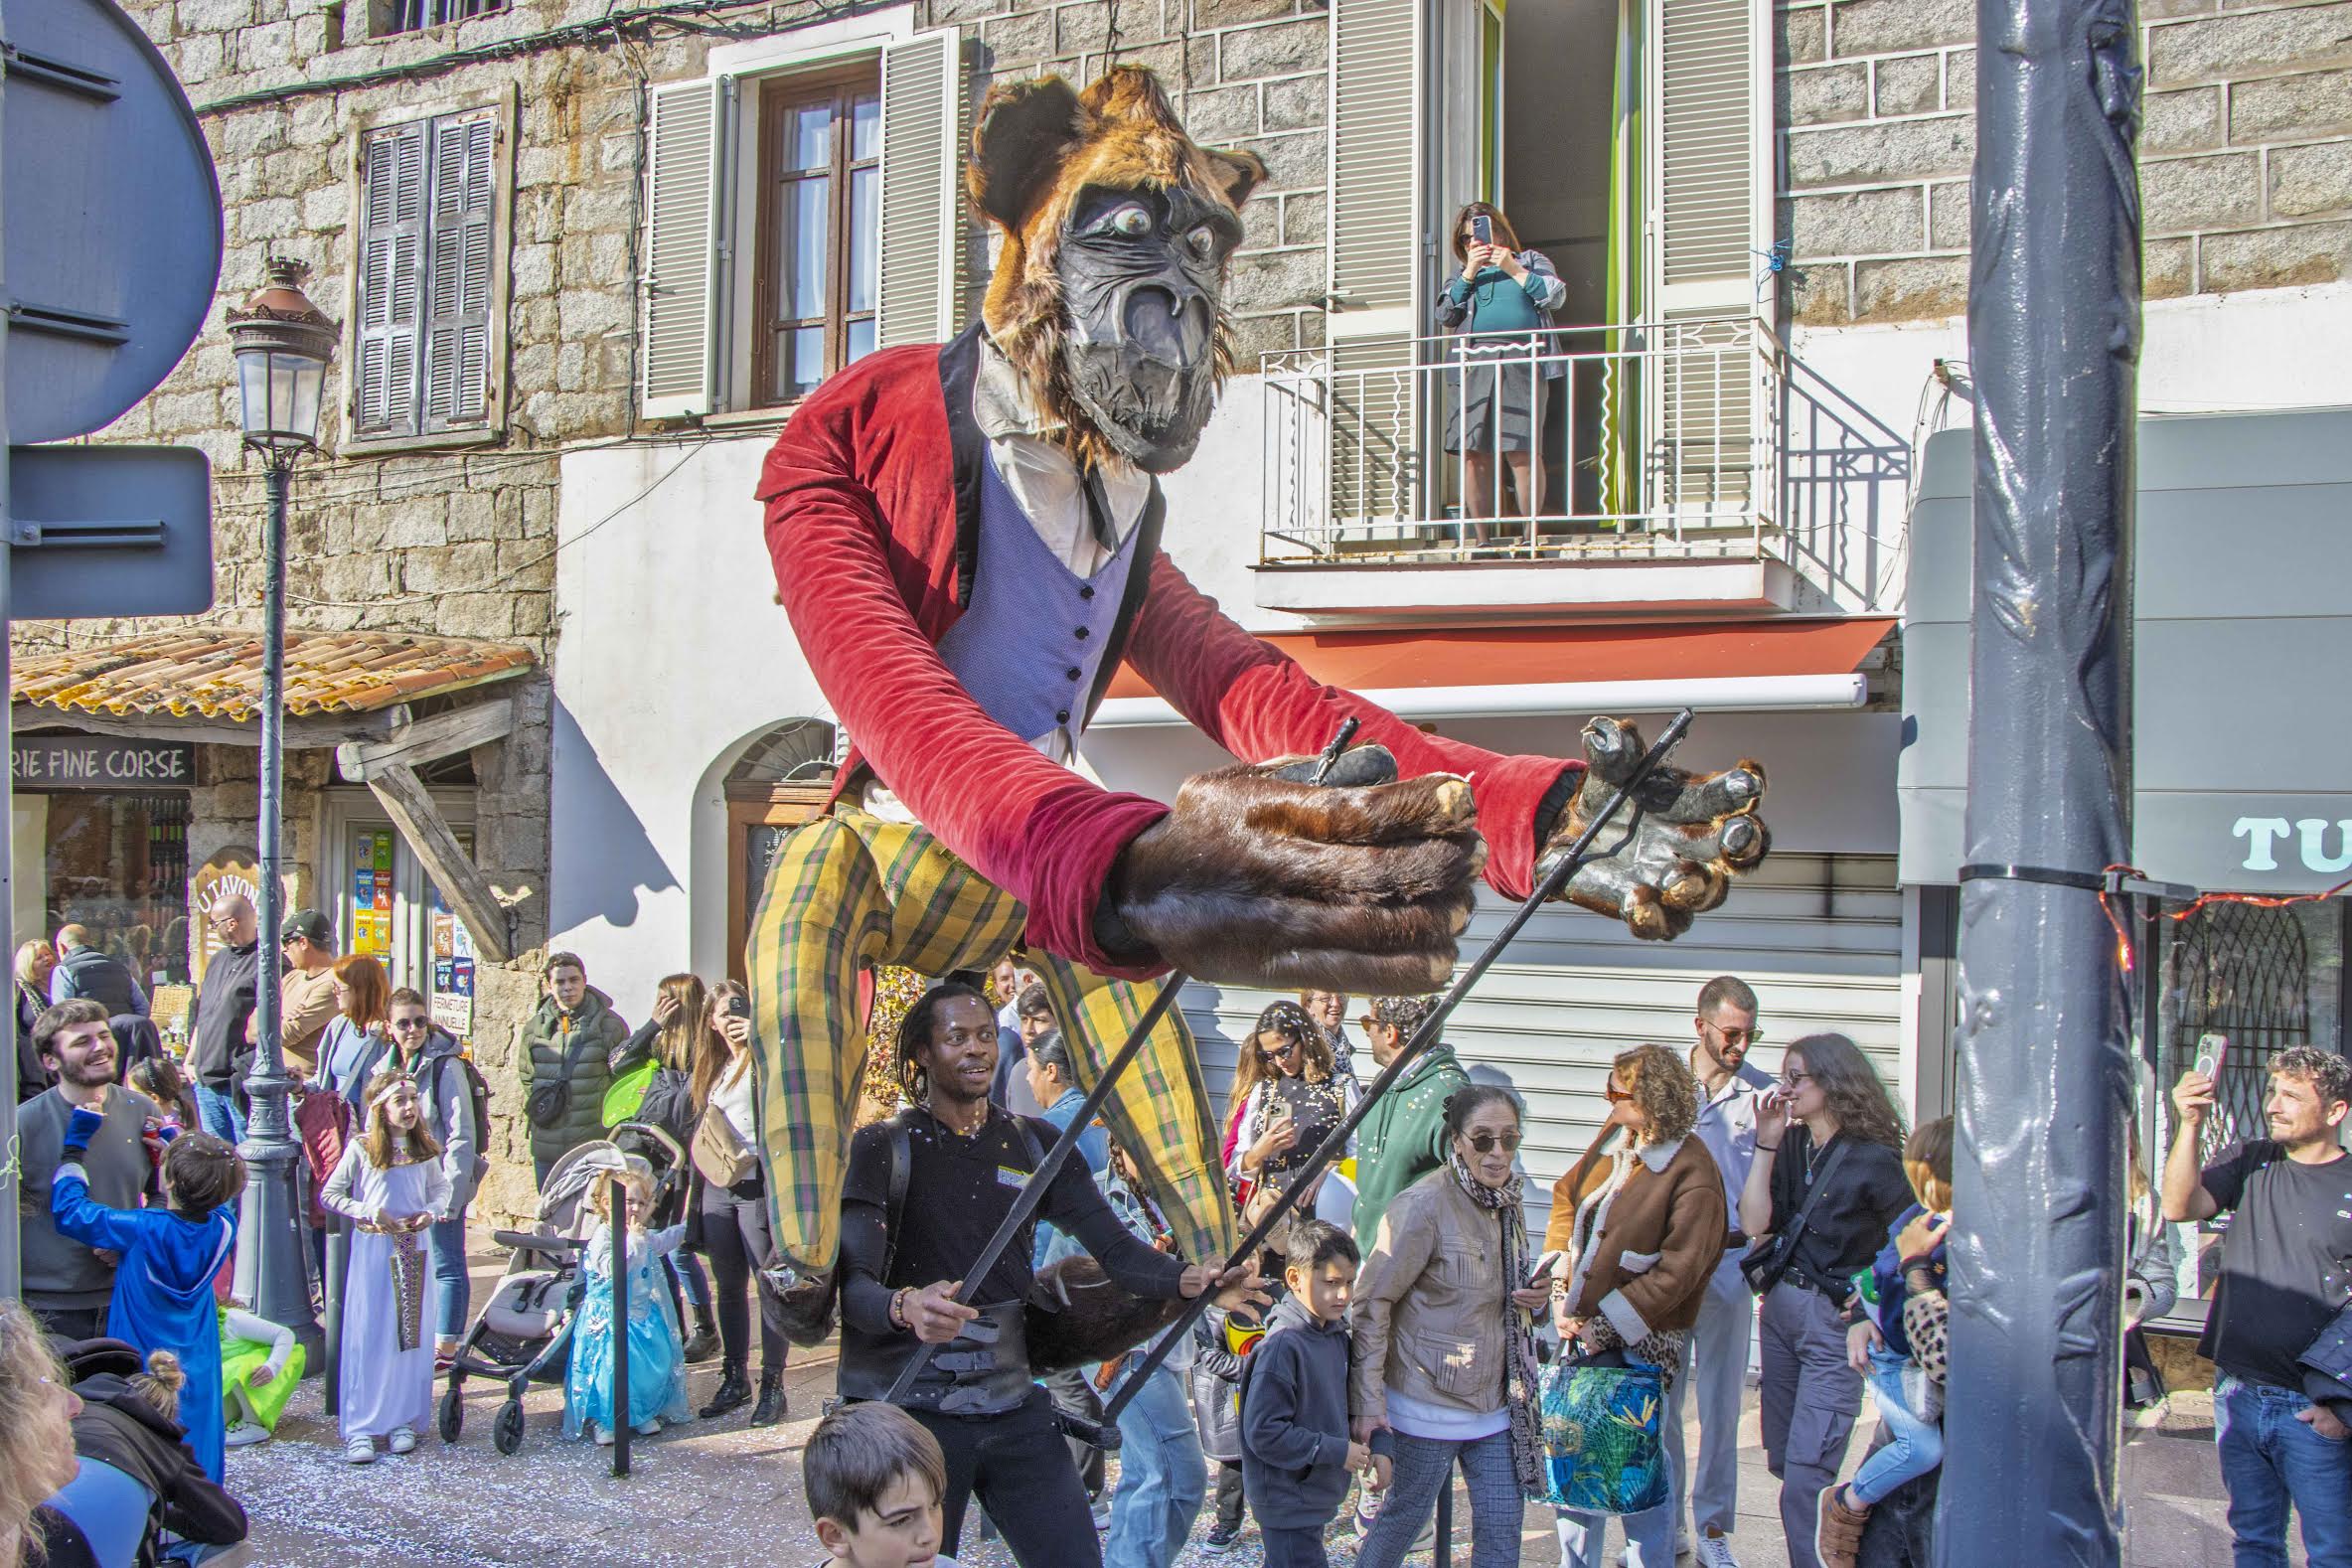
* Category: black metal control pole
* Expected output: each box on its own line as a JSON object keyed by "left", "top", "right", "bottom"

{"left": 1107, "top": 709, "right": 1697, "bottom": 1419}
{"left": 1935, "top": 0, "right": 2140, "bottom": 1548}
{"left": 611, "top": 1173, "right": 632, "bottom": 1477}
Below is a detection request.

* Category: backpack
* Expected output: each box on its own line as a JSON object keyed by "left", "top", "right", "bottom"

{"left": 426, "top": 1052, "right": 494, "bottom": 1182}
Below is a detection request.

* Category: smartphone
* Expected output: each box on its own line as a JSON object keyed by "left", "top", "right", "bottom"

{"left": 725, "top": 993, "right": 752, "bottom": 1020}
{"left": 1471, "top": 213, "right": 1493, "bottom": 246}
{"left": 1527, "top": 1250, "right": 1563, "bottom": 1290}
{"left": 2194, "top": 1032, "right": 2228, "bottom": 1081}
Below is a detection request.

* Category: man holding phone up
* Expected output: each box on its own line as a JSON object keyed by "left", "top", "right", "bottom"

{"left": 2164, "top": 1044, "right": 2352, "bottom": 1566}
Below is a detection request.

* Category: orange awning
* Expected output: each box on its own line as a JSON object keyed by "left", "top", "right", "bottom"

{"left": 1103, "top": 618, "right": 1895, "bottom": 702}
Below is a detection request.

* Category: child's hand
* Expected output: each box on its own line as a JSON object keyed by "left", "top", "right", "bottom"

{"left": 249, "top": 1362, "right": 276, "bottom": 1387}
{"left": 63, "top": 1103, "right": 106, "bottom": 1157}
{"left": 1344, "top": 1440, "right": 1370, "bottom": 1474}
{"left": 1846, "top": 1319, "right": 1883, "bottom": 1372}
{"left": 1897, "top": 1211, "right": 1951, "bottom": 1264}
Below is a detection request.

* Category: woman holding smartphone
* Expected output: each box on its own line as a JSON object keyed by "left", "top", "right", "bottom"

{"left": 1437, "top": 201, "right": 1567, "bottom": 548}
{"left": 694, "top": 980, "right": 790, "bottom": 1427}
{"left": 1738, "top": 1034, "right": 1912, "bottom": 1568}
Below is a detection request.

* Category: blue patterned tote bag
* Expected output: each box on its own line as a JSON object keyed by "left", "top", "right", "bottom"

{"left": 1538, "top": 1353, "right": 1669, "bottom": 1515}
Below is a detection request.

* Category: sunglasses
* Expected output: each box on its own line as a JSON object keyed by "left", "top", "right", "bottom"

{"left": 391, "top": 1017, "right": 431, "bottom": 1032}
{"left": 1604, "top": 1081, "right": 1632, "bottom": 1103}
{"left": 1707, "top": 1021, "right": 1765, "bottom": 1045}
{"left": 1463, "top": 1130, "right": 1522, "bottom": 1155}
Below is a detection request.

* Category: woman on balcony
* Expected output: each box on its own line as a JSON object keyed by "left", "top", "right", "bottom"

{"left": 1437, "top": 201, "right": 1566, "bottom": 549}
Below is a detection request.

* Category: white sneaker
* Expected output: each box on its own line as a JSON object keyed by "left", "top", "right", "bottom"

{"left": 388, "top": 1426, "right": 417, "bottom": 1455}
{"left": 634, "top": 1418, "right": 664, "bottom": 1436}
{"left": 224, "top": 1422, "right": 269, "bottom": 1449}
{"left": 1692, "top": 1535, "right": 1743, "bottom": 1568}
{"left": 591, "top": 1423, "right": 614, "bottom": 1447}
{"left": 343, "top": 1437, "right": 376, "bottom": 1466}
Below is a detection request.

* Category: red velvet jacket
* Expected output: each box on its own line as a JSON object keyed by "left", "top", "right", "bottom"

{"left": 757, "top": 325, "right": 1580, "bottom": 979}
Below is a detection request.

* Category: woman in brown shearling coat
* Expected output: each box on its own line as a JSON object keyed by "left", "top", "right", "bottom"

{"left": 1550, "top": 1043, "right": 1729, "bottom": 1568}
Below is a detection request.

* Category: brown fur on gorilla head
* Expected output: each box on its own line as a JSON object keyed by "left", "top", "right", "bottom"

{"left": 969, "top": 68, "right": 1267, "bottom": 473}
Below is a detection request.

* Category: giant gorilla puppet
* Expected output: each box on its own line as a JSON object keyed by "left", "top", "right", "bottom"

{"left": 748, "top": 66, "right": 1769, "bottom": 1328}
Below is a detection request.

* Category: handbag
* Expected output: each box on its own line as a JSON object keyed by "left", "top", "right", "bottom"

{"left": 1539, "top": 1349, "right": 1669, "bottom": 1516}
{"left": 1738, "top": 1140, "right": 1852, "bottom": 1296}
{"left": 526, "top": 1028, "right": 593, "bottom": 1129}
{"left": 692, "top": 1102, "right": 758, "bottom": 1187}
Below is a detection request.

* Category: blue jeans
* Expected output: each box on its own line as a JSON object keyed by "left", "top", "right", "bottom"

{"left": 427, "top": 1208, "right": 471, "bottom": 1341}
{"left": 1556, "top": 1498, "right": 1674, "bottom": 1568}
{"left": 2216, "top": 1374, "right": 2352, "bottom": 1568}
{"left": 1849, "top": 1344, "right": 1942, "bottom": 1504}
{"left": 194, "top": 1083, "right": 244, "bottom": 1147}
{"left": 1103, "top": 1361, "right": 1206, "bottom": 1568}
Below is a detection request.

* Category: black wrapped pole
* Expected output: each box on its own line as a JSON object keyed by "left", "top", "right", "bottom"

{"left": 1935, "top": 0, "right": 2139, "bottom": 1550}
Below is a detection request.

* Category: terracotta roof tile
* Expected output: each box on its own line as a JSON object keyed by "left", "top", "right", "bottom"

{"left": 13, "top": 630, "right": 536, "bottom": 721}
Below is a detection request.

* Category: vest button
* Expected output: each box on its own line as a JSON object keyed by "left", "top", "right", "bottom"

{"left": 1079, "top": 585, "right": 1096, "bottom": 600}
{"left": 1056, "top": 709, "right": 1071, "bottom": 724}
{"left": 1074, "top": 626, "right": 1091, "bottom": 640}
{"left": 1066, "top": 667, "right": 1081, "bottom": 681}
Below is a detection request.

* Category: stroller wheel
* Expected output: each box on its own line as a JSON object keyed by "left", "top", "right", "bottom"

{"left": 493, "top": 1400, "right": 526, "bottom": 1455}
{"left": 438, "top": 1384, "right": 464, "bottom": 1444}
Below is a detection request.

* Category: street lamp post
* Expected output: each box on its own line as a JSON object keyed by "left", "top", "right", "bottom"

{"left": 225, "top": 256, "right": 337, "bottom": 1360}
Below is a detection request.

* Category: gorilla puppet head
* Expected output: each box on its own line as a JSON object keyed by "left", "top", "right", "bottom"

{"left": 969, "top": 68, "right": 1266, "bottom": 475}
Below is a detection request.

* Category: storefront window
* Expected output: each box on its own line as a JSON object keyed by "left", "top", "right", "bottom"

{"left": 332, "top": 808, "right": 477, "bottom": 1046}
{"left": 11, "top": 737, "right": 197, "bottom": 990}
{"left": 2158, "top": 895, "right": 2347, "bottom": 1161}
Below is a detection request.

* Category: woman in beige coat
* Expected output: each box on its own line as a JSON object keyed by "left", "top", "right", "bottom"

{"left": 1350, "top": 1084, "right": 1553, "bottom": 1567}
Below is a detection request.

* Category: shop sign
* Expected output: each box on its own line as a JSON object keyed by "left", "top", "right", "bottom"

{"left": 188, "top": 850, "right": 291, "bottom": 978}
{"left": 2234, "top": 818, "right": 2352, "bottom": 875}
{"left": 14, "top": 736, "right": 194, "bottom": 789}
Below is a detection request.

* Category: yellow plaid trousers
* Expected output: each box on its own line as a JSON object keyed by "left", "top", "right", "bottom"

{"left": 742, "top": 809, "right": 1237, "bottom": 1275}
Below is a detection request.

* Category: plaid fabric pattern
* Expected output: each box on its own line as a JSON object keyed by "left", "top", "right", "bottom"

{"left": 742, "top": 809, "right": 1237, "bottom": 1274}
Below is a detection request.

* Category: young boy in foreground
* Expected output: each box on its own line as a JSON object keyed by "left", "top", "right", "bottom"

{"left": 1242, "top": 1219, "right": 1386, "bottom": 1568}
{"left": 807, "top": 1401, "right": 963, "bottom": 1568}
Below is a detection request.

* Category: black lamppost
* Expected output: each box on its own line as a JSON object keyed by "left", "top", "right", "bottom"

{"left": 224, "top": 256, "right": 336, "bottom": 1357}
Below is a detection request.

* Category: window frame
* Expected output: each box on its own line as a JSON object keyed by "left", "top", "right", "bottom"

{"left": 749, "top": 64, "right": 883, "bottom": 411}
{"left": 373, "top": 0, "right": 505, "bottom": 39}
{"left": 340, "top": 88, "right": 515, "bottom": 456}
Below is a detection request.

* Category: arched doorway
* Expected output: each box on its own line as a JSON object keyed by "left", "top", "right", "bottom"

{"left": 723, "top": 716, "right": 839, "bottom": 981}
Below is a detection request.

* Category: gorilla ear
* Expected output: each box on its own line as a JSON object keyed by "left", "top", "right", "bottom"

{"left": 1202, "top": 147, "right": 1268, "bottom": 211}
{"left": 970, "top": 78, "right": 1088, "bottom": 229}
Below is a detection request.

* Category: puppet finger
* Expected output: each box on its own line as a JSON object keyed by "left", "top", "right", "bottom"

{"left": 1240, "top": 773, "right": 1480, "bottom": 847}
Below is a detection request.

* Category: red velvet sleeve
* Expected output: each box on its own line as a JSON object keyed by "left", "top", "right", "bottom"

{"left": 1122, "top": 552, "right": 1580, "bottom": 899}
{"left": 757, "top": 356, "right": 1172, "bottom": 979}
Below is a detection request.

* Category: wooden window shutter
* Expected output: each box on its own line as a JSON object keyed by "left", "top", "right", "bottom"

{"left": 1646, "top": 0, "right": 1770, "bottom": 518}
{"left": 875, "top": 30, "right": 962, "bottom": 349}
{"left": 423, "top": 106, "right": 499, "bottom": 431}
{"left": 641, "top": 78, "right": 725, "bottom": 418}
{"left": 356, "top": 119, "right": 428, "bottom": 438}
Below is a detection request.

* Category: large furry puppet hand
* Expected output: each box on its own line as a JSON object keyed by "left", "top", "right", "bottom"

{"left": 1093, "top": 720, "right": 1769, "bottom": 989}
{"left": 1538, "top": 716, "right": 1769, "bottom": 941}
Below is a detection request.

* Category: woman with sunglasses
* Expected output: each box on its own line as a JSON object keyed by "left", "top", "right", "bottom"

{"left": 1349, "top": 1084, "right": 1550, "bottom": 1567}
{"left": 1737, "top": 1033, "right": 1910, "bottom": 1568}
{"left": 1549, "top": 1045, "right": 1728, "bottom": 1566}
{"left": 1227, "top": 1000, "right": 1359, "bottom": 1209}
{"left": 380, "top": 987, "right": 487, "bottom": 1363}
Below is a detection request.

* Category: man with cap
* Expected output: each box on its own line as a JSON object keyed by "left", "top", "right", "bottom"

{"left": 277, "top": 910, "right": 341, "bottom": 1077}
{"left": 1347, "top": 995, "right": 1472, "bottom": 1250}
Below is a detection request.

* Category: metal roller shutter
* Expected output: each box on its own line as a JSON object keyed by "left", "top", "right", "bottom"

{"left": 1182, "top": 851, "right": 1903, "bottom": 1239}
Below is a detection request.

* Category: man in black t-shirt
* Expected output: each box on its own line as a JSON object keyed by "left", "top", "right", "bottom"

{"left": 837, "top": 981, "right": 1261, "bottom": 1568}
{"left": 2164, "top": 1044, "right": 2352, "bottom": 1568}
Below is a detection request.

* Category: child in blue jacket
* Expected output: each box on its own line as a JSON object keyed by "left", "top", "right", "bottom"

{"left": 53, "top": 1106, "right": 245, "bottom": 1481}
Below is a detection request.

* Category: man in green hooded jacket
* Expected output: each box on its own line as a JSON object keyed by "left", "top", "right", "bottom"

{"left": 1348, "top": 995, "right": 1473, "bottom": 1248}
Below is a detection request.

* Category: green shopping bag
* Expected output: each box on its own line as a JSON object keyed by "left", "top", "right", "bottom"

{"left": 602, "top": 1061, "right": 655, "bottom": 1127}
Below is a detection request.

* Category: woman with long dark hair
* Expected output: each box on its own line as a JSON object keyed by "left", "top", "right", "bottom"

{"left": 1738, "top": 1033, "right": 1912, "bottom": 1568}
{"left": 1437, "top": 200, "right": 1566, "bottom": 548}
{"left": 694, "top": 979, "right": 789, "bottom": 1426}
{"left": 1226, "top": 1000, "right": 1358, "bottom": 1208}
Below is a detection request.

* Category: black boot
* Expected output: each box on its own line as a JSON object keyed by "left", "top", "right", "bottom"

{"left": 749, "top": 1369, "right": 787, "bottom": 1428}
{"left": 682, "top": 1303, "right": 720, "bottom": 1363}
{"left": 700, "top": 1359, "right": 750, "bottom": 1420}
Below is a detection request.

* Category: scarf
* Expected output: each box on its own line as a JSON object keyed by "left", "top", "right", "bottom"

{"left": 1447, "top": 1150, "right": 1544, "bottom": 1496}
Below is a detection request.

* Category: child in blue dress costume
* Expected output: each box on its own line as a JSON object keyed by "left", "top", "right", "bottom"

{"left": 51, "top": 1109, "right": 243, "bottom": 1481}
{"left": 564, "top": 1159, "right": 693, "bottom": 1444}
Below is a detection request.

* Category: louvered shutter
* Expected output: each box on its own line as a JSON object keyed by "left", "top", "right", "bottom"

{"left": 356, "top": 120, "right": 427, "bottom": 438}
{"left": 1646, "top": 0, "right": 1770, "bottom": 521}
{"left": 1327, "top": 0, "right": 1424, "bottom": 529}
{"left": 876, "top": 30, "right": 962, "bottom": 349}
{"left": 423, "top": 106, "right": 498, "bottom": 431}
{"left": 641, "top": 78, "right": 724, "bottom": 418}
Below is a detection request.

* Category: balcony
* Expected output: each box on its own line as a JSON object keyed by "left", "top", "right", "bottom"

{"left": 1254, "top": 318, "right": 1910, "bottom": 618}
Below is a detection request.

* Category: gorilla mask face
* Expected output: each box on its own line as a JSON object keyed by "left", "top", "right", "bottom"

{"left": 970, "top": 69, "right": 1265, "bottom": 475}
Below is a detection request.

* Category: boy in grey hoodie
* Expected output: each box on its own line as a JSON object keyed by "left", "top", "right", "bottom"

{"left": 1242, "top": 1219, "right": 1385, "bottom": 1568}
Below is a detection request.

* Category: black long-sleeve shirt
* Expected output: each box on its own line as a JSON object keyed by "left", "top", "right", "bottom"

{"left": 838, "top": 1104, "right": 1184, "bottom": 1357}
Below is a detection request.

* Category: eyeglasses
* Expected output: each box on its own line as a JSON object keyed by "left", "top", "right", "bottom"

{"left": 1463, "top": 1130, "right": 1521, "bottom": 1155}
{"left": 1782, "top": 1069, "right": 1813, "bottom": 1088}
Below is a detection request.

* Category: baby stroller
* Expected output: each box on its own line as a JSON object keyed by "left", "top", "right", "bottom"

{"left": 436, "top": 1122, "right": 689, "bottom": 1454}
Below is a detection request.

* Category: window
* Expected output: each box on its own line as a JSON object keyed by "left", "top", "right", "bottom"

{"left": 639, "top": 27, "right": 964, "bottom": 420}
{"left": 377, "top": 0, "right": 502, "bottom": 38}
{"left": 353, "top": 104, "right": 504, "bottom": 443}
{"left": 756, "top": 71, "right": 881, "bottom": 405}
